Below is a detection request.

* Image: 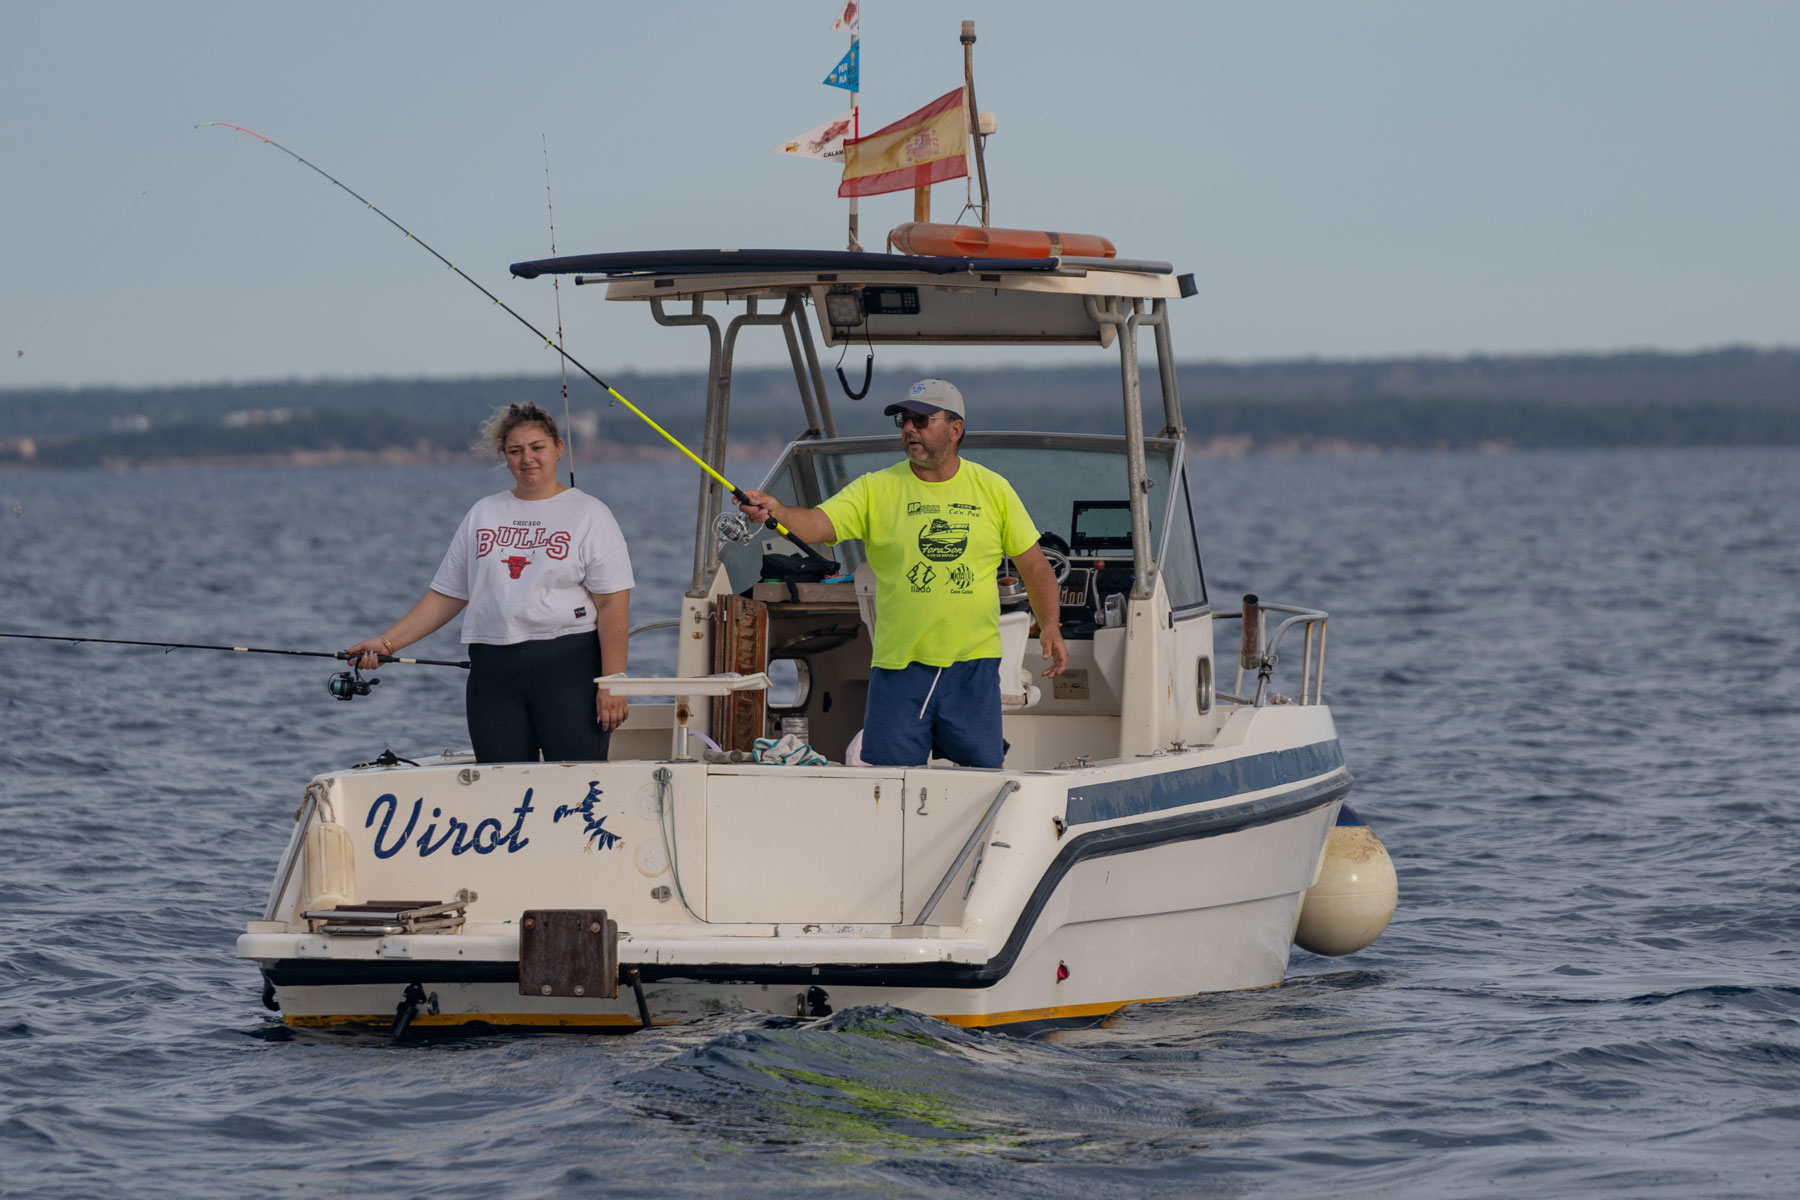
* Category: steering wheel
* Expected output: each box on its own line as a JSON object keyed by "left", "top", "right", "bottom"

{"left": 999, "top": 535, "right": 1072, "bottom": 592}
{"left": 1035, "top": 530, "right": 1072, "bottom": 584}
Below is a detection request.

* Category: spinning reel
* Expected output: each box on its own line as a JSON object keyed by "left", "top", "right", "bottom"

{"left": 327, "top": 663, "right": 381, "bottom": 701}
{"left": 714, "top": 510, "right": 757, "bottom": 548}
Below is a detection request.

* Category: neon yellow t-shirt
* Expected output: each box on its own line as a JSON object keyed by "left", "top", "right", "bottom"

{"left": 818, "top": 458, "right": 1039, "bottom": 669}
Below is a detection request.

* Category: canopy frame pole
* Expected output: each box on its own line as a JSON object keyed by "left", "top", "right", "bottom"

{"left": 652, "top": 297, "right": 724, "bottom": 597}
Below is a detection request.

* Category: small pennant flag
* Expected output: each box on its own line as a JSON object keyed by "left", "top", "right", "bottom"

{"left": 828, "top": 1, "right": 860, "bottom": 35}
{"left": 823, "top": 42, "right": 859, "bottom": 91}
{"left": 772, "top": 110, "right": 856, "bottom": 162}
{"left": 840, "top": 88, "right": 968, "bottom": 198}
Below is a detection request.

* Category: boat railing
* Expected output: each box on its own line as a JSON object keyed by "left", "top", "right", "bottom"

{"left": 263, "top": 780, "right": 333, "bottom": 921}
{"left": 648, "top": 292, "right": 837, "bottom": 597}
{"left": 914, "top": 779, "right": 1021, "bottom": 926}
{"left": 1215, "top": 595, "right": 1330, "bottom": 707}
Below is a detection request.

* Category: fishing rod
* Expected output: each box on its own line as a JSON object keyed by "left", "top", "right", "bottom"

{"left": 0, "top": 631, "right": 468, "bottom": 702}
{"left": 197, "top": 121, "right": 832, "bottom": 565}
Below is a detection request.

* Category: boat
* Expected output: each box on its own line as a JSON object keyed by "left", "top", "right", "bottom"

{"left": 236, "top": 235, "right": 1396, "bottom": 1035}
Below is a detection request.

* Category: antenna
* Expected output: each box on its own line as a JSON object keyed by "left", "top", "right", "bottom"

{"left": 961, "top": 20, "right": 991, "bottom": 228}
{"left": 542, "top": 134, "right": 574, "bottom": 487}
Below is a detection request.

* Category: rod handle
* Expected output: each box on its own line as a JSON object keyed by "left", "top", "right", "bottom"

{"left": 334, "top": 651, "right": 471, "bottom": 669}
{"left": 731, "top": 487, "right": 834, "bottom": 567}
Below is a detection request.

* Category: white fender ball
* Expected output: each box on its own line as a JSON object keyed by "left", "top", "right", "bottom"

{"left": 1294, "top": 805, "right": 1397, "bottom": 957}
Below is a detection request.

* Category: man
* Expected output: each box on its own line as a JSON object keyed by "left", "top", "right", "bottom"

{"left": 738, "top": 378, "right": 1066, "bottom": 768}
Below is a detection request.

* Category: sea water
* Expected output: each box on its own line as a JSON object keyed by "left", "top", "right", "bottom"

{"left": 1, "top": 448, "right": 1797, "bottom": 1198}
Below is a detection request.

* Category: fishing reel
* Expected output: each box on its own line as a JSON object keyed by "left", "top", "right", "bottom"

{"left": 714, "top": 510, "right": 757, "bottom": 548}
{"left": 327, "top": 665, "right": 381, "bottom": 701}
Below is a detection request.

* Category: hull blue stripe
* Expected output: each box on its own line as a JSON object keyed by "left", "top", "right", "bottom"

{"left": 1066, "top": 740, "right": 1347, "bottom": 825}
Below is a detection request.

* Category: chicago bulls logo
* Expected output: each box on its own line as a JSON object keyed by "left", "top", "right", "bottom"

{"left": 503, "top": 556, "right": 531, "bottom": 579}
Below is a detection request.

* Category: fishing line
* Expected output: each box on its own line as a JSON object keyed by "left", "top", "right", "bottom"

{"left": 1, "top": 631, "right": 467, "bottom": 703}
{"left": 197, "top": 121, "right": 830, "bottom": 563}
{"left": 541, "top": 133, "right": 574, "bottom": 489}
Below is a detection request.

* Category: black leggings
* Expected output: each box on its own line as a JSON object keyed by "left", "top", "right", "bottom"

{"left": 465, "top": 632, "right": 611, "bottom": 764}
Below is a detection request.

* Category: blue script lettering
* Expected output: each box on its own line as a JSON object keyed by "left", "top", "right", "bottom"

{"left": 365, "top": 789, "right": 539, "bottom": 859}
{"left": 503, "top": 789, "right": 534, "bottom": 852}
{"left": 468, "top": 817, "right": 505, "bottom": 855}
{"left": 416, "top": 806, "right": 462, "bottom": 857}
{"left": 367, "top": 793, "right": 422, "bottom": 859}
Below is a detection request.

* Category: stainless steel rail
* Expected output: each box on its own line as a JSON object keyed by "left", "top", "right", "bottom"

{"left": 1217, "top": 597, "right": 1330, "bottom": 706}
{"left": 1137, "top": 296, "right": 1184, "bottom": 438}
{"left": 1156, "top": 434, "right": 1186, "bottom": 573}
{"left": 650, "top": 297, "right": 724, "bottom": 598}
{"left": 914, "top": 779, "right": 1020, "bottom": 925}
{"left": 789, "top": 295, "right": 837, "bottom": 438}
{"left": 774, "top": 293, "right": 837, "bottom": 439}
{"left": 1082, "top": 295, "right": 1155, "bottom": 599}
{"left": 263, "top": 780, "right": 333, "bottom": 921}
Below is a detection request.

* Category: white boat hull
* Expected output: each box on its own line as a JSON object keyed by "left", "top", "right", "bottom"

{"left": 239, "top": 705, "right": 1351, "bottom": 1032}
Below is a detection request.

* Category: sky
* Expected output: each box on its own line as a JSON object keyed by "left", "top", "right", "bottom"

{"left": 2, "top": 0, "right": 1796, "bottom": 390}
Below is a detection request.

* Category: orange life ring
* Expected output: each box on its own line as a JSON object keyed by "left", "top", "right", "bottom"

{"left": 888, "top": 222, "right": 1116, "bottom": 260}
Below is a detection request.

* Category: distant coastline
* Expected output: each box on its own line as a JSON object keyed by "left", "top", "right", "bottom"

{"left": 4, "top": 347, "right": 1795, "bottom": 467}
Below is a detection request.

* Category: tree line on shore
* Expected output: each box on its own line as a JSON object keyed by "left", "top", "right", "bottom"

{"left": 3, "top": 347, "right": 1795, "bottom": 466}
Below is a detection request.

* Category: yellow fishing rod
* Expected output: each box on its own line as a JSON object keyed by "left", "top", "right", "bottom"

{"left": 199, "top": 121, "right": 829, "bottom": 563}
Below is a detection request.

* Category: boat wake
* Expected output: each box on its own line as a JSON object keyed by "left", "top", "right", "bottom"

{"left": 616, "top": 1005, "right": 1226, "bottom": 1172}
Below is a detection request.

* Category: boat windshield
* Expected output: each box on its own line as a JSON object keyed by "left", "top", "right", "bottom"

{"left": 735, "top": 434, "right": 1206, "bottom": 611}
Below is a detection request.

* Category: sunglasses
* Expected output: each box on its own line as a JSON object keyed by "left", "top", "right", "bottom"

{"left": 893, "top": 411, "right": 949, "bottom": 429}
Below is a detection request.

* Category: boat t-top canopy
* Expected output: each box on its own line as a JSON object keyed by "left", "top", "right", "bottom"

{"left": 509, "top": 248, "right": 1196, "bottom": 349}
{"left": 511, "top": 246, "right": 1195, "bottom": 598}
{"left": 510, "top": 248, "right": 1075, "bottom": 278}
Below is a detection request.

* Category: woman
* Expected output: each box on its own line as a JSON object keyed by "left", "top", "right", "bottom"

{"left": 346, "top": 402, "right": 633, "bottom": 763}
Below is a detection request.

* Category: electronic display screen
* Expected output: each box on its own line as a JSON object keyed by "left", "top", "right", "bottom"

{"left": 1070, "top": 500, "right": 1135, "bottom": 554}
{"left": 860, "top": 286, "right": 919, "bottom": 315}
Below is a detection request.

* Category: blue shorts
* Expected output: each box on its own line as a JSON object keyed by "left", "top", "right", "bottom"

{"left": 861, "top": 658, "right": 1003, "bottom": 769}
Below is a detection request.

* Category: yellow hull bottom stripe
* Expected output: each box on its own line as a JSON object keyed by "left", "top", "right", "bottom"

{"left": 934, "top": 997, "right": 1175, "bottom": 1027}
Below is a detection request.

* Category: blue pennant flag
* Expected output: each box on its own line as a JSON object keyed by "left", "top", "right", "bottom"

{"left": 823, "top": 42, "right": 859, "bottom": 92}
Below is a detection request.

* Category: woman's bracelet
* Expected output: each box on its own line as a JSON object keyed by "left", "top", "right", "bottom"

{"left": 379, "top": 635, "right": 395, "bottom": 654}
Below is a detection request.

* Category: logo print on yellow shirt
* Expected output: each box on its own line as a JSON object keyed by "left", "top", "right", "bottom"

{"left": 918, "top": 517, "right": 969, "bottom": 562}
{"left": 907, "top": 562, "right": 936, "bottom": 591}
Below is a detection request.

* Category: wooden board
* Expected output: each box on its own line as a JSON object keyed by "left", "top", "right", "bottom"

{"left": 711, "top": 594, "right": 768, "bottom": 752}
{"left": 518, "top": 909, "right": 619, "bottom": 999}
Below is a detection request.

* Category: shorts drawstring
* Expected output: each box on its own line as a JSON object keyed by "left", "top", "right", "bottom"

{"left": 918, "top": 666, "right": 943, "bottom": 720}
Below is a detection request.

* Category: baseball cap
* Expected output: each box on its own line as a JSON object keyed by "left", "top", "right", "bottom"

{"left": 884, "top": 378, "right": 966, "bottom": 421}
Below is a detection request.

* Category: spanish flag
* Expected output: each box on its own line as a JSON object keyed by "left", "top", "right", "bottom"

{"left": 838, "top": 88, "right": 968, "bottom": 198}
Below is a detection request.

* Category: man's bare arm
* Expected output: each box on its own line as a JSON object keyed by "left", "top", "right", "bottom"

{"left": 1013, "top": 544, "right": 1068, "bottom": 677}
